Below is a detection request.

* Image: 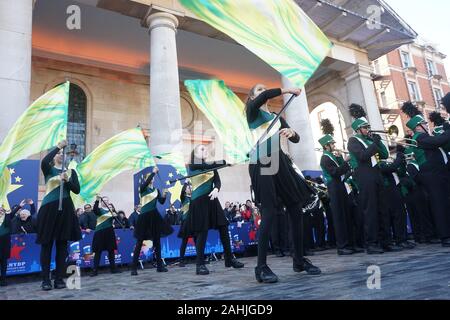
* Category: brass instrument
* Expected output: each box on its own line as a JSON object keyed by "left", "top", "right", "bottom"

{"left": 370, "top": 125, "right": 417, "bottom": 148}
{"left": 314, "top": 148, "right": 350, "bottom": 155}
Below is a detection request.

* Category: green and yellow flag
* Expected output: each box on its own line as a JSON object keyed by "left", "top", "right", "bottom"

{"left": 0, "top": 81, "right": 69, "bottom": 206}
{"left": 185, "top": 79, "right": 254, "bottom": 164}
{"left": 0, "top": 168, "right": 11, "bottom": 210}
{"left": 180, "top": 0, "right": 332, "bottom": 88}
{"left": 74, "top": 128, "right": 155, "bottom": 204}
{"left": 155, "top": 152, "right": 187, "bottom": 177}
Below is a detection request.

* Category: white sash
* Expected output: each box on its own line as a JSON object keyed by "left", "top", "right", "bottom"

{"left": 354, "top": 136, "right": 377, "bottom": 167}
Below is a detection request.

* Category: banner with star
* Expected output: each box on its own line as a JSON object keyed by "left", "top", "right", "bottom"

{"left": 179, "top": 0, "right": 332, "bottom": 88}
{"left": 74, "top": 128, "right": 155, "bottom": 205}
{"left": 0, "top": 81, "right": 69, "bottom": 183}
{"left": 0, "top": 160, "right": 39, "bottom": 211}
{"left": 185, "top": 79, "right": 255, "bottom": 164}
{"left": 155, "top": 152, "right": 188, "bottom": 177}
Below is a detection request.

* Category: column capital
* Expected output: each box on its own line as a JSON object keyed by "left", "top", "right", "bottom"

{"left": 145, "top": 12, "right": 179, "bottom": 32}
{"left": 341, "top": 64, "right": 374, "bottom": 82}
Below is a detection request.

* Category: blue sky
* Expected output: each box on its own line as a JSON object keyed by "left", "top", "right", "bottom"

{"left": 385, "top": 0, "right": 450, "bottom": 73}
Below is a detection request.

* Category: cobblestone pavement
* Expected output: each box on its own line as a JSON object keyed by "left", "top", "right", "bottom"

{"left": 2, "top": 243, "right": 450, "bottom": 300}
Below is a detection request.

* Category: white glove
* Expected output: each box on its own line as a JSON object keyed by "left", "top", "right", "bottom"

{"left": 208, "top": 188, "right": 219, "bottom": 200}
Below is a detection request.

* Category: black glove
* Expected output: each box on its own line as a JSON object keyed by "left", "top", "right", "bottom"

{"left": 372, "top": 134, "right": 382, "bottom": 145}
{"left": 443, "top": 122, "right": 450, "bottom": 131}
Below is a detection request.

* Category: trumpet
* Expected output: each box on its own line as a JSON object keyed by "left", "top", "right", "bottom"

{"left": 370, "top": 125, "right": 417, "bottom": 148}
{"left": 314, "top": 148, "right": 350, "bottom": 155}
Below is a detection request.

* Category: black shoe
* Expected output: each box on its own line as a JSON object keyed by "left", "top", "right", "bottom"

{"left": 90, "top": 270, "right": 98, "bottom": 277}
{"left": 315, "top": 246, "right": 327, "bottom": 252}
{"left": 275, "top": 251, "right": 285, "bottom": 258}
{"left": 54, "top": 279, "right": 66, "bottom": 290}
{"left": 426, "top": 238, "right": 441, "bottom": 244}
{"left": 398, "top": 242, "right": 415, "bottom": 250}
{"left": 41, "top": 280, "right": 53, "bottom": 291}
{"left": 352, "top": 247, "right": 365, "bottom": 254}
{"left": 367, "top": 246, "right": 384, "bottom": 255}
{"left": 179, "top": 260, "right": 186, "bottom": 267}
{"left": 284, "top": 251, "right": 292, "bottom": 257}
{"left": 293, "top": 258, "right": 321, "bottom": 275}
{"left": 130, "top": 269, "right": 138, "bottom": 276}
{"left": 111, "top": 268, "right": 122, "bottom": 274}
{"left": 0, "top": 279, "right": 7, "bottom": 287}
{"left": 255, "top": 265, "right": 278, "bottom": 283}
{"left": 383, "top": 244, "right": 403, "bottom": 252}
{"left": 225, "top": 258, "right": 245, "bottom": 269}
{"left": 442, "top": 239, "right": 450, "bottom": 247}
{"left": 304, "top": 250, "right": 315, "bottom": 256}
{"left": 337, "top": 248, "right": 354, "bottom": 256}
{"left": 196, "top": 264, "right": 210, "bottom": 275}
{"left": 157, "top": 265, "right": 168, "bottom": 272}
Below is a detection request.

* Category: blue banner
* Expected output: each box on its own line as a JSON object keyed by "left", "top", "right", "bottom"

{"left": 4, "top": 160, "right": 39, "bottom": 210}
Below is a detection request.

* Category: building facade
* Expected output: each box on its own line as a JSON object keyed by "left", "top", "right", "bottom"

{"left": 373, "top": 40, "right": 450, "bottom": 135}
{"left": 0, "top": 0, "right": 417, "bottom": 211}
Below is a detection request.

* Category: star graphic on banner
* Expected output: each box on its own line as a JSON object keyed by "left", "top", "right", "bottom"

{"left": 15, "top": 176, "right": 22, "bottom": 183}
{"left": 168, "top": 180, "right": 184, "bottom": 204}
{"left": 9, "top": 168, "right": 15, "bottom": 175}
{"left": 166, "top": 181, "right": 171, "bottom": 186}
{"left": 168, "top": 172, "right": 174, "bottom": 178}
{"left": 2, "top": 182, "right": 23, "bottom": 211}
{"left": 10, "top": 244, "right": 26, "bottom": 260}
{"left": 176, "top": 170, "right": 181, "bottom": 175}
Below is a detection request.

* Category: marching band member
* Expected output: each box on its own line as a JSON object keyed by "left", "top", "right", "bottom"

{"left": 90, "top": 196, "right": 121, "bottom": 276}
{"left": 318, "top": 119, "right": 357, "bottom": 256}
{"left": 130, "top": 167, "right": 173, "bottom": 276}
{"left": 185, "top": 145, "right": 244, "bottom": 276}
{"left": 36, "top": 140, "right": 82, "bottom": 290}
{"left": 177, "top": 182, "right": 192, "bottom": 267}
{"left": 347, "top": 104, "right": 389, "bottom": 254}
{"left": 246, "top": 85, "right": 320, "bottom": 283}
{"left": 401, "top": 102, "right": 450, "bottom": 246}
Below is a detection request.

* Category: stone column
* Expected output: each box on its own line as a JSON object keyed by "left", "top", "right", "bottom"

{"left": 282, "top": 76, "right": 319, "bottom": 171}
{"left": 146, "top": 12, "right": 183, "bottom": 155}
{"left": 0, "top": 0, "right": 33, "bottom": 141}
{"left": 342, "top": 64, "right": 384, "bottom": 131}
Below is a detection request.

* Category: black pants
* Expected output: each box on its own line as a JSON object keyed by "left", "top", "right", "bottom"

{"left": 311, "top": 209, "right": 326, "bottom": 248}
{"left": 258, "top": 204, "right": 303, "bottom": 267}
{"left": 348, "top": 193, "right": 364, "bottom": 248}
{"left": 405, "top": 187, "right": 435, "bottom": 241}
{"left": 271, "top": 211, "right": 288, "bottom": 253}
{"left": 303, "top": 213, "right": 313, "bottom": 251}
{"left": 40, "top": 240, "right": 68, "bottom": 282}
{"left": 383, "top": 185, "right": 407, "bottom": 244}
{"left": 328, "top": 182, "right": 353, "bottom": 250}
{"left": 93, "top": 250, "right": 116, "bottom": 271}
{"left": 195, "top": 226, "right": 231, "bottom": 266}
{"left": 132, "top": 237, "right": 162, "bottom": 269}
{"left": 0, "top": 258, "right": 7, "bottom": 280}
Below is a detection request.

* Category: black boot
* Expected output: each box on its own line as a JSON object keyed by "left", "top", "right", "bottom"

{"left": 337, "top": 248, "right": 354, "bottom": 256}
{"left": 179, "top": 259, "right": 186, "bottom": 267}
{"left": 196, "top": 264, "right": 209, "bottom": 275}
{"left": 90, "top": 269, "right": 98, "bottom": 277}
{"left": 383, "top": 244, "right": 403, "bottom": 252}
{"left": 255, "top": 265, "right": 278, "bottom": 284}
{"left": 111, "top": 267, "right": 122, "bottom": 274}
{"left": 225, "top": 258, "right": 244, "bottom": 269}
{"left": 157, "top": 262, "right": 168, "bottom": 273}
{"left": 41, "top": 280, "right": 53, "bottom": 291}
{"left": 293, "top": 258, "right": 321, "bottom": 275}
{"left": 367, "top": 246, "right": 384, "bottom": 255}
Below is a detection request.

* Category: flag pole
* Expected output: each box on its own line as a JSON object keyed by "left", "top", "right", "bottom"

{"left": 99, "top": 196, "right": 125, "bottom": 229}
{"left": 58, "top": 146, "right": 66, "bottom": 212}
{"left": 168, "top": 94, "right": 297, "bottom": 184}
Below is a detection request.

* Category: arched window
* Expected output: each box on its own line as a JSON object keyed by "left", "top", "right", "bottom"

{"left": 67, "top": 83, "right": 87, "bottom": 162}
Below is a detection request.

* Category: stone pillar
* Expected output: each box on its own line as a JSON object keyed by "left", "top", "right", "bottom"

{"left": 146, "top": 12, "right": 183, "bottom": 155}
{"left": 282, "top": 77, "right": 319, "bottom": 171}
{"left": 0, "top": 0, "right": 33, "bottom": 141}
{"left": 342, "top": 64, "right": 384, "bottom": 131}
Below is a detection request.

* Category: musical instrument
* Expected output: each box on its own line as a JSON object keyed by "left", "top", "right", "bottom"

{"left": 369, "top": 125, "right": 417, "bottom": 148}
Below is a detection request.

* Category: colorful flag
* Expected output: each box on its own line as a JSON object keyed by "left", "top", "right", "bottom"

{"left": 0, "top": 81, "right": 69, "bottom": 176}
{"left": 180, "top": 0, "right": 332, "bottom": 88}
{"left": 184, "top": 79, "right": 255, "bottom": 164}
{"left": 74, "top": 128, "right": 155, "bottom": 204}
{"left": 0, "top": 168, "right": 11, "bottom": 210}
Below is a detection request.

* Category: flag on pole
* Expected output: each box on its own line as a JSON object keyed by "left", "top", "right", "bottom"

{"left": 179, "top": 0, "right": 332, "bottom": 88}
{"left": 74, "top": 128, "right": 155, "bottom": 204}
{"left": 185, "top": 79, "right": 255, "bottom": 164}
{"left": 0, "top": 168, "right": 11, "bottom": 210}
{"left": 155, "top": 152, "right": 188, "bottom": 177}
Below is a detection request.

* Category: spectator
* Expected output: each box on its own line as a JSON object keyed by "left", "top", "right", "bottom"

{"left": 80, "top": 204, "right": 97, "bottom": 233}
{"left": 114, "top": 210, "right": 130, "bottom": 229}
{"left": 224, "top": 201, "right": 234, "bottom": 222}
{"left": 76, "top": 208, "right": 84, "bottom": 228}
{"left": 232, "top": 210, "right": 244, "bottom": 223}
{"left": 128, "top": 205, "right": 141, "bottom": 230}
{"left": 164, "top": 205, "right": 180, "bottom": 225}
{"left": 11, "top": 199, "right": 36, "bottom": 234}
{"left": 240, "top": 204, "right": 253, "bottom": 222}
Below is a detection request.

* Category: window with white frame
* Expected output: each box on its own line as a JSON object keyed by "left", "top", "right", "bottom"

{"left": 434, "top": 88, "right": 443, "bottom": 109}
{"left": 401, "top": 51, "right": 411, "bottom": 68}
{"left": 427, "top": 59, "right": 436, "bottom": 77}
{"left": 408, "top": 81, "right": 420, "bottom": 101}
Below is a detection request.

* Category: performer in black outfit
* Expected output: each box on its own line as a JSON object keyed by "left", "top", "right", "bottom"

{"left": 36, "top": 140, "right": 82, "bottom": 290}
{"left": 347, "top": 104, "right": 390, "bottom": 254}
{"left": 90, "top": 196, "right": 121, "bottom": 276}
{"left": 246, "top": 84, "right": 321, "bottom": 283}
{"left": 185, "top": 145, "right": 244, "bottom": 275}
{"left": 318, "top": 119, "right": 359, "bottom": 255}
{"left": 131, "top": 167, "right": 173, "bottom": 275}
{"left": 0, "top": 205, "right": 22, "bottom": 286}
{"left": 178, "top": 182, "right": 192, "bottom": 267}
{"left": 401, "top": 102, "right": 450, "bottom": 246}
